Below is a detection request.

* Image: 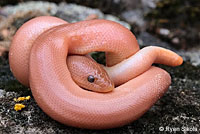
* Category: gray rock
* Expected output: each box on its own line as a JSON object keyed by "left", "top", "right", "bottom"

{"left": 121, "top": 9, "right": 145, "bottom": 27}
{"left": 1, "top": 62, "right": 199, "bottom": 134}
{"left": 138, "top": 32, "right": 175, "bottom": 49}
{"left": 0, "top": 1, "right": 58, "bottom": 15}
{"left": 121, "top": 0, "right": 160, "bottom": 29}
{"left": 56, "top": 2, "right": 131, "bottom": 29}
{"left": 141, "top": 0, "right": 160, "bottom": 12}
{"left": 0, "top": 1, "right": 131, "bottom": 30}
{"left": 178, "top": 48, "right": 200, "bottom": 67}
{"left": 104, "top": 14, "right": 131, "bottom": 29}
{"left": 56, "top": 2, "right": 104, "bottom": 23}
{"left": 0, "top": 89, "right": 5, "bottom": 98}
{"left": 122, "top": 0, "right": 160, "bottom": 10}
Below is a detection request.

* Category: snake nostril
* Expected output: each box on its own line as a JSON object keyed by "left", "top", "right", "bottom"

{"left": 87, "top": 75, "right": 95, "bottom": 83}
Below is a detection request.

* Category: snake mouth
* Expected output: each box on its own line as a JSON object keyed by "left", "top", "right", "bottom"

{"left": 81, "top": 85, "right": 114, "bottom": 93}
{"left": 99, "top": 83, "right": 114, "bottom": 93}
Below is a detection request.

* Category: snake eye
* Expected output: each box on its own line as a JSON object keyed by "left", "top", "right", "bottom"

{"left": 87, "top": 75, "right": 95, "bottom": 83}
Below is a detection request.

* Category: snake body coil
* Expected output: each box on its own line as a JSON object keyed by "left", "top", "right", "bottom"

{"left": 9, "top": 16, "right": 183, "bottom": 129}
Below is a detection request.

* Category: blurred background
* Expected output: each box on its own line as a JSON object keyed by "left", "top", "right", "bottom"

{"left": 0, "top": 0, "right": 199, "bottom": 49}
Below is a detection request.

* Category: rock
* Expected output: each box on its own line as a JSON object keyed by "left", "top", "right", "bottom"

{"left": 0, "top": 1, "right": 131, "bottom": 34}
{"left": 178, "top": 48, "right": 200, "bottom": 67}
{"left": 0, "top": 61, "right": 199, "bottom": 134}
{"left": 138, "top": 32, "right": 173, "bottom": 49}
{"left": 157, "top": 28, "right": 170, "bottom": 37}
{"left": 103, "top": 14, "right": 131, "bottom": 29}
{"left": 141, "top": 0, "right": 161, "bottom": 12}
{"left": 121, "top": 9, "right": 145, "bottom": 28}
{"left": 56, "top": 2, "right": 104, "bottom": 23}
{"left": 120, "top": 0, "right": 160, "bottom": 30}
{"left": 121, "top": 0, "right": 160, "bottom": 11}
{"left": 1, "top": 1, "right": 130, "bottom": 29}
{"left": 0, "top": 1, "right": 57, "bottom": 16}
{"left": 172, "top": 37, "right": 180, "bottom": 44}
{"left": 0, "top": 89, "right": 5, "bottom": 98}
{"left": 0, "top": 11, "right": 49, "bottom": 51}
{"left": 56, "top": 2, "right": 131, "bottom": 29}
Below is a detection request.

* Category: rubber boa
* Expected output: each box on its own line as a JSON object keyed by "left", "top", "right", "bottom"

{"left": 9, "top": 16, "right": 183, "bottom": 129}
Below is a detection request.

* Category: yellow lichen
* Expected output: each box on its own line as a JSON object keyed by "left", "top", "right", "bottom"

{"left": 25, "top": 96, "right": 31, "bottom": 100}
{"left": 14, "top": 103, "right": 25, "bottom": 111}
{"left": 14, "top": 96, "right": 31, "bottom": 102}
{"left": 17, "top": 97, "right": 26, "bottom": 101}
{"left": 13, "top": 96, "right": 30, "bottom": 111}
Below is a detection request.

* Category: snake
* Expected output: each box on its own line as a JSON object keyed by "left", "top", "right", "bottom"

{"left": 9, "top": 16, "right": 183, "bottom": 129}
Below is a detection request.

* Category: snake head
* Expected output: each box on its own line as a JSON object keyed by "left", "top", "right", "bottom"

{"left": 67, "top": 56, "right": 114, "bottom": 93}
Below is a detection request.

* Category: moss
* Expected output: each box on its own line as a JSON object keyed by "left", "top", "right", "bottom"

{"left": 63, "top": 0, "right": 124, "bottom": 15}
